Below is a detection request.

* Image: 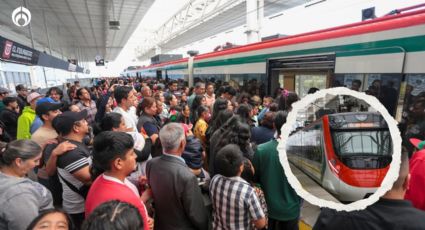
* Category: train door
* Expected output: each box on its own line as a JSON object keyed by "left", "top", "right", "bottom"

{"left": 267, "top": 54, "right": 335, "bottom": 97}
{"left": 156, "top": 70, "right": 162, "bottom": 80}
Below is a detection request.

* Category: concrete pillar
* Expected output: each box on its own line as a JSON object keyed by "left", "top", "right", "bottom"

{"left": 245, "top": 0, "right": 261, "bottom": 44}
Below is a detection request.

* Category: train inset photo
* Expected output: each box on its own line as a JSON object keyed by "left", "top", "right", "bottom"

{"left": 286, "top": 93, "right": 393, "bottom": 203}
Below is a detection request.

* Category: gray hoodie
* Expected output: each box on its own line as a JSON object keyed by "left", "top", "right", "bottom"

{"left": 0, "top": 172, "right": 53, "bottom": 230}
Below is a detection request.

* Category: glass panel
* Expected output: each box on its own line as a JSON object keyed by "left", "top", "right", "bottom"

{"left": 400, "top": 74, "right": 425, "bottom": 156}
{"left": 295, "top": 74, "right": 327, "bottom": 98}
{"left": 332, "top": 130, "right": 392, "bottom": 156}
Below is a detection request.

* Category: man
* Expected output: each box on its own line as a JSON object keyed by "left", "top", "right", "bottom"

{"left": 204, "top": 82, "right": 215, "bottom": 108}
{"left": 17, "top": 92, "right": 42, "bottom": 139}
{"left": 75, "top": 87, "right": 97, "bottom": 126}
{"left": 113, "top": 86, "right": 138, "bottom": 132}
{"left": 0, "top": 97, "right": 19, "bottom": 140}
{"left": 49, "top": 110, "right": 92, "bottom": 228}
{"left": 253, "top": 111, "right": 301, "bottom": 230}
{"left": 31, "top": 100, "right": 62, "bottom": 187}
{"left": 146, "top": 123, "right": 208, "bottom": 230}
{"left": 0, "top": 87, "right": 10, "bottom": 112}
{"left": 405, "top": 139, "right": 425, "bottom": 211}
{"left": 351, "top": 79, "right": 362, "bottom": 91}
{"left": 188, "top": 82, "right": 206, "bottom": 107}
{"left": 74, "top": 81, "right": 80, "bottom": 89}
{"left": 15, "top": 84, "right": 29, "bottom": 113}
{"left": 31, "top": 101, "right": 62, "bottom": 147}
{"left": 210, "top": 144, "right": 266, "bottom": 229}
{"left": 222, "top": 85, "right": 237, "bottom": 101}
{"left": 141, "top": 86, "right": 153, "bottom": 98}
{"left": 47, "top": 86, "right": 64, "bottom": 102}
{"left": 314, "top": 151, "right": 425, "bottom": 230}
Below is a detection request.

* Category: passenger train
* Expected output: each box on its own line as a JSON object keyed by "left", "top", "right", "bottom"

{"left": 123, "top": 6, "right": 425, "bottom": 119}
{"left": 286, "top": 112, "right": 392, "bottom": 202}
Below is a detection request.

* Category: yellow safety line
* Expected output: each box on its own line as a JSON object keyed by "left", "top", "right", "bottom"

{"left": 299, "top": 219, "right": 313, "bottom": 230}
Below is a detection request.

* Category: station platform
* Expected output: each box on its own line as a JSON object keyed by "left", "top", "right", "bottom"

{"left": 290, "top": 163, "right": 339, "bottom": 230}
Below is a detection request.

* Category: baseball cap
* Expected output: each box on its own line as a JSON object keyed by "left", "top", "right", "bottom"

{"left": 27, "top": 92, "right": 42, "bottom": 103}
{"left": 37, "top": 97, "right": 56, "bottom": 105}
{"left": 410, "top": 138, "right": 425, "bottom": 150}
{"left": 52, "top": 110, "right": 88, "bottom": 135}
{"left": 36, "top": 102, "right": 62, "bottom": 118}
{"left": 0, "top": 87, "right": 10, "bottom": 94}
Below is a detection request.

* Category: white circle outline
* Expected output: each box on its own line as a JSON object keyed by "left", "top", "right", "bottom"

{"left": 277, "top": 87, "right": 402, "bottom": 211}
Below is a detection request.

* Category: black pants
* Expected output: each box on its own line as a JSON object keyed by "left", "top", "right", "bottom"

{"left": 268, "top": 217, "right": 299, "bottom": 230}
{"left": 70, "top": 212, "right": 85, "bottom": 230}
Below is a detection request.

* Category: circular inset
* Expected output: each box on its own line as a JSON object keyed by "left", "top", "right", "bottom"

{"left": 277, "top": 87, "right": 401, "bottom": 211}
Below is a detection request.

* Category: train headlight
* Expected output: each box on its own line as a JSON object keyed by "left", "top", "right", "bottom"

{"left": 355, "top": 114, "right": 368, "bottom": 121}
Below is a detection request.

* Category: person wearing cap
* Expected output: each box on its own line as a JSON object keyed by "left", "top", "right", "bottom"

{"left": 16, "top": 92, "right": 42, "bottom": 140}
{"left": 46, "top": 110, "right": 91, "bottom": 228}
{"left": 0, "top": 97, "right": 19, "bottom": 140}
{"left": 31, "top": 101, "right": 62, "bottom": 147}
{"left": 15, "top": 84, "right": 29, "bottom": 113}
{"left": 29, "top": 97, "right": 59, "bottom": 135}
{"left": 405, "top": 138, "right": 425, "bottom": 211}
{"left": 0, "top": 87, "right": 10, "bottom": 112}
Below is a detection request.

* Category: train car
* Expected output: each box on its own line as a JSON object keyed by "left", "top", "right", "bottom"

{"left": 286, "top": 112, "right": 392, "bottom": 202}
{"left": 128, "top": 6, "right": 425, "bottom": 119}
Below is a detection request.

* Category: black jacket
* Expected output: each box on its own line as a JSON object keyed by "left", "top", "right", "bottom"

{"left": 0, "top": 108, "right": 18, "bottom": 140}
{"left": 146, "top": 154, "right": 208, "bottom": 230}
{"left": 313, "top": 198, "right": 425, "bottom": 230}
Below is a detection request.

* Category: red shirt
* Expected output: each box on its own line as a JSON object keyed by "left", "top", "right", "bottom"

{"left": 405, "top": 149, "right": 425, "bottom": 211}
{"left": 85, "top": 175, "right": 150, "bottom": 230}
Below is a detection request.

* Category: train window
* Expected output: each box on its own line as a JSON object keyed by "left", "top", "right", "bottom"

{"left": 399, "top": 74, "right": 425, "bottom": 155}
{"left": 295, "top": 74, "right": 327, "bottom": 98}
{"left": 332, "top": 130, "right": 392, "bottom": 157}
{"left": 228, "top": 74, "right": 267, "bottom": 97}
{"left": 333, "top": 73, "right": 401, "bottom": 116}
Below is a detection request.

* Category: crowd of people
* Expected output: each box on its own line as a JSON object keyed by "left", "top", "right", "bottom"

{"left": 0, "top": 77, "right": 424, "bottom": 230}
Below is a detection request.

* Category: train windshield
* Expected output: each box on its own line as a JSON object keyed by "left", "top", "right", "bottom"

{"left": 331, "top": 129, "right": 392, "bottom": 169}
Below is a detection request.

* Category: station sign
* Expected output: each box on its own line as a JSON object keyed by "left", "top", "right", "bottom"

{"left": 0, "top": 36, "right": 40, "bottom": 65}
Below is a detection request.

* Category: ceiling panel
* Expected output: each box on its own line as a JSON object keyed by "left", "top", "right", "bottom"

{"left": 0, "top": 0, "right": 155, "bottom": 63}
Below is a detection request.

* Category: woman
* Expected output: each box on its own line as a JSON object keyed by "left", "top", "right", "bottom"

{"left": 251, "top": 111, "right": 276, "bottom": 145}
{"left": 190, "top": 95, "right": 207, "bottom": 124}
{"left": 83, "top": 200, "right": 144, "bottom": 230}
{"left": 86, "top": 131, "right": 152, "bottom": 230}
{"left": 27, "top": 209, "right": 74, "bottom": 230}
{"left": 208, "top": 115, "right": 244, "bottom": 176}
{"left": 175, "top": 103, "right": 191, "bottom": 126}
{"left": 0, "top": 140, "right": 53, "bottom": 230}
{"left": 136, "top": 97, "right": 161, "bottom": 136}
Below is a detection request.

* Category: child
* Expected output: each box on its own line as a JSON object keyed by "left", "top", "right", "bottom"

{"left": 209, "top": 144, "right": 266, "bottom": 230}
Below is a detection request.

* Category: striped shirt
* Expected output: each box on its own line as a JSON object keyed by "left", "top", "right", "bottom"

{"left": 209, "top": 175, "right": 265, "bottom": 230}
{"left": 56, "top": 140, "right": 91, "bottom": 214}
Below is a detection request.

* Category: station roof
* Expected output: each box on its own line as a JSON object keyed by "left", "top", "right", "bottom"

{"left": 0, "top": 0, "right": 154, "bottom": 62}
{"left": 137, "top": 0, "right": 307, "bottom": 59}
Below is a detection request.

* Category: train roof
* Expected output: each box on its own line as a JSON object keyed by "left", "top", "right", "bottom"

{"left": 136, "top": 7, "right": 425, "bottom": 71}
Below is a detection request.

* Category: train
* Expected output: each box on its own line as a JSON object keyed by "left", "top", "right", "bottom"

{"left": 122, "top": 6, "right": 425, "bottom": 120}
{"left": 286, "top": 112, "right": 392, "bottom": 202}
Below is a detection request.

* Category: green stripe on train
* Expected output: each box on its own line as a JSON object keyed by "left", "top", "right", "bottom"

{"left": 193, "top": 35, "right": 425, "bottom": 68}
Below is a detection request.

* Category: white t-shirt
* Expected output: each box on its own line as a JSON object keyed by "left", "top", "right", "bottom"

{"left": 113, "top": 106, "right": 138, "bottom": 132}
